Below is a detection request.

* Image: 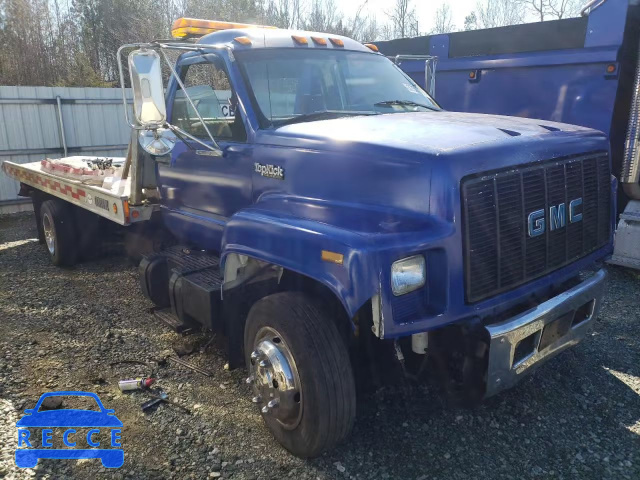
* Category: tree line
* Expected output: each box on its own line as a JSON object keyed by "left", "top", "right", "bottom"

{"left": 0, "top": 0, "right": 583, "bottom": 87}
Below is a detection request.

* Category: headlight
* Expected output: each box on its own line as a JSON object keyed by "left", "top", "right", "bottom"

{"left": 391, "top": 255, "right": 426, "bottom": 296}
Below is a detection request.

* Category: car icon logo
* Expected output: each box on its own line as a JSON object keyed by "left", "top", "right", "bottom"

{"left": 15, "top": 391, "right": 124, "bottom": 469}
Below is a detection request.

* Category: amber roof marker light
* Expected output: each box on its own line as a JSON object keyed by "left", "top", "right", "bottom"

{"left": 234, "top": 36, "right": 252, "bottom": 45}
{"left": 291, "top": 35, "right": 309, "bottom": 45}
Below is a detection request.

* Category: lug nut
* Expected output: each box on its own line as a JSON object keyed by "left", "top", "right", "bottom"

{"left": 267, "top": 399, "right": 279, "bottom": 409}
{"left": 261, "top": 405, "right": 269, "bottom": 414}
{"left": 252, "top": 395, "right": 262, "bottom": 403}
{"left": 250, "top": 350, "right": 261, "bottom": 361}
{"left": 246, "top": 375, "right": 254, "bottom": 384}
{"left": 258, "top": 360, "right": 269, "bottom": 368}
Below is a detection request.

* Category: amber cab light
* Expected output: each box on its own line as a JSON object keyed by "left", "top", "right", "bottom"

{"left": 171, "top": 17, "right": 275, "bottom": 39}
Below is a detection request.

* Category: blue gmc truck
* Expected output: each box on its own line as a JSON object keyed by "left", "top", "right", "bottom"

{"left": 4, "top": 17, "right": 615, "bottom": 458}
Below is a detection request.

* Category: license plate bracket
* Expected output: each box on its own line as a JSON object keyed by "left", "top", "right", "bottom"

{"left": 538, "top": 311, "right": 574, "bottom": 352}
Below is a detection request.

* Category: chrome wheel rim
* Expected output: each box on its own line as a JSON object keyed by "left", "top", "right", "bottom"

{"left": 42, "top": 213, "right": 55, "bottom": 255}
{"left": 247, "top": 327, "right": 303, "bottom": 430}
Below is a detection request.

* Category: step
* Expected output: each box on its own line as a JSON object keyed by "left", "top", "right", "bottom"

{"left": 163, "top": 246, "right": 221, "bottom": 276}
{"left": 142, "top": 246, "right": 223, "bottom": 331}
{"left": 153, "top": 307, "right": 195, "bottom": 334}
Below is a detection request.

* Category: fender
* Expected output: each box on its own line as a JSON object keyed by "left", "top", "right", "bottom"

{"left": 220, "top": 201, "right": 382, "bottom": 320}
{"left": 221, "top": 195, "right": 455, "bottom": 341}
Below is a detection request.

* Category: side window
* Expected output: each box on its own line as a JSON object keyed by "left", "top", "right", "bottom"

{"left": 172, "top": 60, "right": 246, "bottom": 142}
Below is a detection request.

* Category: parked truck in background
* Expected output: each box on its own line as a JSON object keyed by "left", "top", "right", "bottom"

{"left": 2, "top": 17, "right": 615, "bottom": 457}
{"left": 378, "top": 0, "right": 640, "bottom": 269}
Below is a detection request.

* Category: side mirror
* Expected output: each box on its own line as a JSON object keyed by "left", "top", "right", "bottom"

{"left": 120, "top": 44, "right": 220, "bottom": 156}
{"left": 128, "top": 49, "right": 166, "bottom": 128}
{"left": 139, "top": 128, "right": 177, "bottom": 156}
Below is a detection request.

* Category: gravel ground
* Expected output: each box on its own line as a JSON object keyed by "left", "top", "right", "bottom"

{"left": 0, "top": 212, "right": 639, "bottom": 480}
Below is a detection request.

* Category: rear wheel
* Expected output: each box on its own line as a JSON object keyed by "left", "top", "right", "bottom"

{"left": 244, "top": 292, "right": 356, "bottom": 458}
{"left": 40, "top": 199, "right": 77, "bottom": 266}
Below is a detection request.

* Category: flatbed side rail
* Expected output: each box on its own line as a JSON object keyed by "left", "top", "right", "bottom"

{"left": 1, "top": 161, "right": 154, "bottom": 226}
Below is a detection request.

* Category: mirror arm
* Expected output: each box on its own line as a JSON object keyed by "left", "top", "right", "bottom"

{"left": 166, "top": 123, "right": 222, "bottom": 155}
{"left": 159, "top": 48, "right": 222, "bottom": 153}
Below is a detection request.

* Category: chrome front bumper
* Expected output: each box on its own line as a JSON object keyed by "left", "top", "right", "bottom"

{"left": 485, "top": 269, "right": 607, "bottom": 397}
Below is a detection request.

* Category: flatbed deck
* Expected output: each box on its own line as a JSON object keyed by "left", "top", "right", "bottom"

{"left": 2, "top": 158, "right": 155, "bottom": 225}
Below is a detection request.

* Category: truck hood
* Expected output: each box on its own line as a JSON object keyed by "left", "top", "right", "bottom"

{"left": 262, "top": 111, "right": 597, "bottom": 156}
{"left": 250, "top": 109, "right": 609, "bottom": 227}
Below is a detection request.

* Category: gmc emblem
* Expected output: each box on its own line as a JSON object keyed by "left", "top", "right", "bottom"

{"left": 527, "top": 198, "right": 583, "bottom": 237}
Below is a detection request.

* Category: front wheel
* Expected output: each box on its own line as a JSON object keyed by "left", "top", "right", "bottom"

{"left": 244, "top": 292, "right": 356, "bottom": 458}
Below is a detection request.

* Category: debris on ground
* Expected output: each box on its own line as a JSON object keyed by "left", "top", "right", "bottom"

{"left": 118, "top": 377, "right": 156, "bottom": 392}
{"left": 141, "top": 391, "right": 168, "bottom": 412}
{"left": 171, "top": 337, "right": 201, "bottom": 357}
{"left": 39, "top": 397, "right": 63, "bottom": 410}
{"left": 168, "top": 356, "right": 213, "bottom": 377}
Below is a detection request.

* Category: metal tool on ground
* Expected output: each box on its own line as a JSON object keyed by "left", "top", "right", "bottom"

{"left": 141, "top": 391, "right": 169, "bottom": 411}
{"left": 168, "top": 356, "right": 212, "bottom": 377}
{"left": 144, "top": 391, "right": 192, "bottom": 414}
{"left": 118, "top": 377, "right": 156, "bottom": 392}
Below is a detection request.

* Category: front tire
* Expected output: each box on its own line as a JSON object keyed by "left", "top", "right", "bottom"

{"left": 40, "top": 199, "right": 77, "bottom": 266}
{"left": 244, "top": 292, "right": 356, "bottom": 458}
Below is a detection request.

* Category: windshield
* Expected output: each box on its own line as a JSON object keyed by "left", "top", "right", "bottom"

{"left": 236, "top": 49, "right": 440, "bottom": 127}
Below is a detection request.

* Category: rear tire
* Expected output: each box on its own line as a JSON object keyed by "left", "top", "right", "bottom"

{"left": 244, "top": 292, "right": 356, "bottom": 458}
{"left": 40, "top": 199, "right": 77, "bottom": 266}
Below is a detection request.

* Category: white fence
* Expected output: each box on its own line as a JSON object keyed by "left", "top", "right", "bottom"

{"left": 0, "top": 86, "right": 132, "bottom": 211}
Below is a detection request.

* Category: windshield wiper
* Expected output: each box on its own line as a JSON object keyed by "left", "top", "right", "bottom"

{"left": 275, "top": 110, "right": 376, "bottom": 127}
{"left": 374, "top": 100, "right": 439, "bottom": 111}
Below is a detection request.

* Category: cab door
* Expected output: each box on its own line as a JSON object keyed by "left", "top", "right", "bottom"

{"left": 158, "top": 54, "right": 253, "bottom": 250}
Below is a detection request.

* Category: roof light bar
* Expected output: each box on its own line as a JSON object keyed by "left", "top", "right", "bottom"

{"left": 171, "top": 17, "right": 276, "bottom": 39}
